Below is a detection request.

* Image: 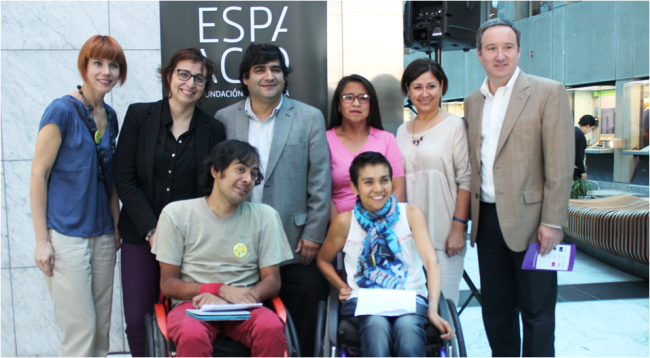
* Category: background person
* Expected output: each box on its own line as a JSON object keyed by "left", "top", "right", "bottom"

{"left": 30, "top": 35, "right": 127, "bottom": 357}
{"left": 574, "top": 114, "right": 597, "bottom": 180}
{"left": 464, "top": 18, "right": 573, "bottom": 357}
{"left": 396, "top": 59, "right": 471, "bottom": 306}
{"left": 327, "top": 74, "right": 405, "bottom": 224}
{"left": 317, "top": 152, "right": 453, "bottom": 357}
{"left": 114, "top": 48, "right": 226, "bottom": 357}
{"left": 215, "top": 43, "right": 331, "bottom": 356}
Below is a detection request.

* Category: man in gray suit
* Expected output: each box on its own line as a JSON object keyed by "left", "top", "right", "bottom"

{"left": 215, "top": 43, "right": 331, "bottom": 355}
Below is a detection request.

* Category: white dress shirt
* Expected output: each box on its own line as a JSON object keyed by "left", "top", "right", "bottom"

{"left": 480, "top": 66, "right": 520, "bottom": 203}
{"left": 246, "top": 95, "right": 283, "bottom": 203}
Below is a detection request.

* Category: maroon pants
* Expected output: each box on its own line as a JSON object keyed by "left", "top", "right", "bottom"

{"left": 121, "top": 242, "right": 160, "bottom": 357}
{"left": 167, "top": 301, "right": 287, "bottom": 357}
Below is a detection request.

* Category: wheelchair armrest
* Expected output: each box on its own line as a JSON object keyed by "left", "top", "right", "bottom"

{"left": 270, "top": 296, "right": 288, "bottom": 324}
{"left": 327, "top": 288, "right": 340, "bottom": 347}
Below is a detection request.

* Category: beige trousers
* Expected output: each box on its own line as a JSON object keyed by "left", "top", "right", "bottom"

{"left": 436, "top": 248, "right": 465, "bottom": 306}
{"left": 43, "top": 229, "right": 116, "bottom": 357}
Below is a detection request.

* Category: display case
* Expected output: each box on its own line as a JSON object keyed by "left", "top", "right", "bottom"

{"left": 622, "top": 80, "right": 649, "bottom": 156}
{"left": 566, "top": 85, "right": 618, "bottom": 154}
{"left": 441, "top": 101, "right": 464, "bottom": 118}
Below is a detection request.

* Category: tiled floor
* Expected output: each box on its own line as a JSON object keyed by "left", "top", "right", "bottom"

{"left": 458, "top": 244, "right": 649, "bottom": 357}
{"left": 108, "top": 241, "right": 648, "bottom": 358}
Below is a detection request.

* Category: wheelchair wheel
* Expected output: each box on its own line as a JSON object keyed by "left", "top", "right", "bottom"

{"left": 446, "top": 299, "right": 466, "bottom": 357}
{"left": 313, "top": 301, "right": 326, "bottom": 357}
{"left": 149, "top": 312, "right": 168, "bottom": 357}
{"left": 285, "top": 307, "right": 301, "bottom": 357}
{"left": 144, "top": 312, "right": 155, "bottom": 357}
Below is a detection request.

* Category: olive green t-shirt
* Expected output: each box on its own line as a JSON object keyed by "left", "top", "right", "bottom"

{"left": 152, "top": 198, "right": 294, "bottom": 306}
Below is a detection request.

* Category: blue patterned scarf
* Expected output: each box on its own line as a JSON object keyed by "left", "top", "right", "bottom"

{"left": 353, "top": 195, "right": 410, "bottom": 290}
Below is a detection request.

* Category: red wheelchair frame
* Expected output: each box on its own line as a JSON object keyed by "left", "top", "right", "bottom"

{"left": 144, "top": 293, "right": 301, "bottom": 357}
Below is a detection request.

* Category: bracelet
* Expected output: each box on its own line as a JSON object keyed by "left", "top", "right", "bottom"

{"left": 453, "top": 216, "right": 468, "bottom": 224}
{"left": 200, "top": 283, "right": 224, "bottom": 297}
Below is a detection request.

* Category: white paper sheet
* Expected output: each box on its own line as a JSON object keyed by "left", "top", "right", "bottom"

{"left": 535, "top": 245, "right": 572, "bottom": 270}
{"left": 199, "top": 302, "right": 262, "bottom": 312}
{"left": 354, "top": 289, "right": 416, "bottom": 317}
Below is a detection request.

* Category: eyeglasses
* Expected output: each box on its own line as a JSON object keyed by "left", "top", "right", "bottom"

{"left": 341, "top": 94, "right": 371, "bottom": 104}
{"left": 174, "top": 69, "right": 208, "bottom": 87}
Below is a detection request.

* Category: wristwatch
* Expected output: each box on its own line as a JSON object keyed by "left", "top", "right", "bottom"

{"left": 145, "top": 228, "right": 156, "bottom": 242}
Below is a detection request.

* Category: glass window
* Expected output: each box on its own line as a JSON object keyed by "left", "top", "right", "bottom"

{"left": 566, "top": 85, "right": 617, "bottom": 144}
{"left": 623, "top": 80, "right": 650, "bottom": 152}
{"left": 530, "top": 1, "right": 553, "bottom": 16}
{"left": 488, "top": 1, "right": 506, "bottom": 20}
{"left": 441, "top": 101, "right": 465, "bottom": 118}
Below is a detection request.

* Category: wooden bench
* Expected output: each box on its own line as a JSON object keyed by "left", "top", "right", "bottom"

{"left": 562, "top": 194, "right": 649, "bottom": 265}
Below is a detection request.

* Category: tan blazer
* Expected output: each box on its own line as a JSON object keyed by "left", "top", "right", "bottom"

{"left": 463, "top": 71, "right": 574, "bottom": 252}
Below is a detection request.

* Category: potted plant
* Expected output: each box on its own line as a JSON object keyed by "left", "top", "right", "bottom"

{"left": 571, "top": 179, "right": 592, "bottom": 199}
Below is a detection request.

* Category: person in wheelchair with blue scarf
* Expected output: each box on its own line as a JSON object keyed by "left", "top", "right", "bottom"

{"left": 317, "top": 151, "right": 453, "bottom": 357}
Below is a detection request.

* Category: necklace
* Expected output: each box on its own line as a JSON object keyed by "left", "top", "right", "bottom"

{"left": 76, "top": 85, "right": 116, "bottom": 183}
{"left": 77, "top": 85, "right": 112, "bottom": 144}
{"left": 410, "top": 116, "right": 435, "bottom": 146}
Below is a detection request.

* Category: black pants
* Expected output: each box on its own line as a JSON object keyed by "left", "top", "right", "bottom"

{"left": 573, "top": 168, "right": 582, "bottom": 180}
{"left": 476, "top": 202, "right": 557, "bottom": 357}
{"left": 279, "top": 261, "right": 329, "bottom": 357}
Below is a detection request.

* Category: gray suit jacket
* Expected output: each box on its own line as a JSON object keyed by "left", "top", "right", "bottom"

{"left": 464, "top": 71, "right": 574, "bottom": 252}
{"left": 215, "top": 97, "right": 331, "bottom": 265}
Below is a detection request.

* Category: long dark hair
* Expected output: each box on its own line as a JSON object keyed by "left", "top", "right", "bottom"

{"left": 328, "top": 74, "right": 383, "bottom": 130}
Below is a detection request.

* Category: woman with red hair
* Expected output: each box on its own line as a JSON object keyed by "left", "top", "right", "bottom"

{"left": 30, "top": 35, "right": 127, "bottom": 357}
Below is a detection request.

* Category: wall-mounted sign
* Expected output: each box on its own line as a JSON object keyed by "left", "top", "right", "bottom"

{"left": 160, "top": 1, "right": 328, "bottom": 117}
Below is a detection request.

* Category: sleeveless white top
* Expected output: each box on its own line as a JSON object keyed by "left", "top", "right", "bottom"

{"left": 343, "top": 203, "right": 428, "bottom": 299}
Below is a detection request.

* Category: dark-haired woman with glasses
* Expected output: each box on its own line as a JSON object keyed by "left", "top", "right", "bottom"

{"left": 327, "top": 75, "right": 405, "bottom": 223}
{"left": 114, "top": 47, "right": 226, "bottom": 356}
{"left": 30, "top": 35, "right": 127, "bottom": 357}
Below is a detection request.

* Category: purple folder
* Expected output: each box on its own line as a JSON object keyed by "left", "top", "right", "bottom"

{"left": 521, "top": 243, "right": 576, "bottom": 271}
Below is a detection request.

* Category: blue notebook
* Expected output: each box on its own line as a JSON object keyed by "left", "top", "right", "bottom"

{"left": 186, "top": 309, "right": 251, "bottom": 321}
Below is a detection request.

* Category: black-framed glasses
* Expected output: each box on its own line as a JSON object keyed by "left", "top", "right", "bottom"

{"left": 174, "top": 69, "right": 208, "bottom": 87}
{"left": 341, "top": 93, "right": 371, "bottom": 104}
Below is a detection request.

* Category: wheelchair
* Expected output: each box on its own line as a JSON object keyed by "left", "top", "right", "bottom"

{"left": 313, "top": 289, "right": 466, "bottom": 357}
{"left": 144, "top": 294, "right": 301, "bottom": 357}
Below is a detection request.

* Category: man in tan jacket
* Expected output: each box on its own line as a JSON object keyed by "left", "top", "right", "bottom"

{"left": 464, "top": 18, "right": 573, "bottom": 357}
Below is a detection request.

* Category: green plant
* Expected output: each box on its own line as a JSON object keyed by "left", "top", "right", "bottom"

{"left": 571, "top": 179, "right": 592, "bottom": 199}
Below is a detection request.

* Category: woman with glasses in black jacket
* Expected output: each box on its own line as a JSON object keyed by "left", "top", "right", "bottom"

{"left": 114, "top": 47, "right": 226, "bottom": 357}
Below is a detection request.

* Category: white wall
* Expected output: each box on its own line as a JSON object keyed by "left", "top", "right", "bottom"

{"left": 1, "top": 2, "right": 162, "bottom": 355}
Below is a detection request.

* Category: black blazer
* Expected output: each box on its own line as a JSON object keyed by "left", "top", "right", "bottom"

{"left": 114, "top": 99, "right": 226, "bottom": 245}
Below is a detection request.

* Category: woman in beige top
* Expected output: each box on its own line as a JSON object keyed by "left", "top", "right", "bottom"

{"left": 396, "top": 58, "right": 471, "bottom": 305}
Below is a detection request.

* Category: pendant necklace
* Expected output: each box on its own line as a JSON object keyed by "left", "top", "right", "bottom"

{"left": 411, "top": 115, "right": 435, "bottom": 146}
{"left": 78, "top": 85, "right": 112, "bottom": 145}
